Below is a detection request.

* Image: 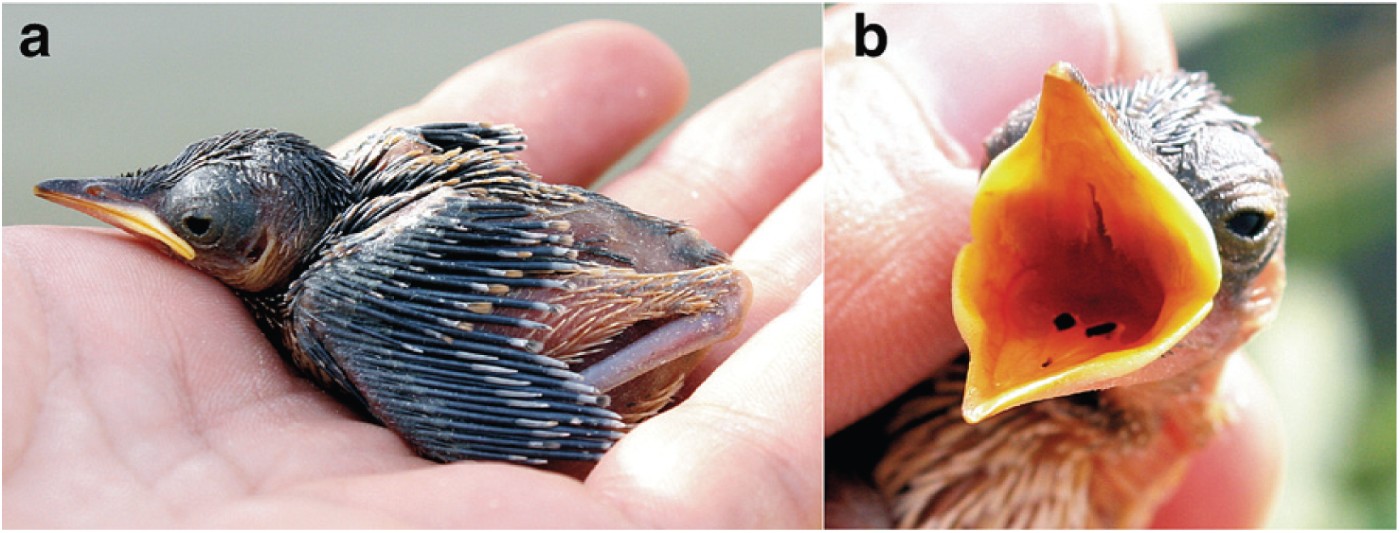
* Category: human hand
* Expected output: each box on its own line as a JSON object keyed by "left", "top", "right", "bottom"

{"left": 821, "top": 4, "right": 1280, "bottom": 528}
{"left": 4, "top": 21, "right": 821, "bottom": 528}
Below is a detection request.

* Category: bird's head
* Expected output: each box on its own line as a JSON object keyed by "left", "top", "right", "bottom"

{"left": 953, "top": 63, "right": 1286, "bottom": 422}
{"left": 34, "top": 129, "right": 349, "bottom": 293}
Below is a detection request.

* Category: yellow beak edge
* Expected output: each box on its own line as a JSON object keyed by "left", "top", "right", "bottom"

{"left": 952, "top": 63, "right": 1221, "bottom": 423}
{"left": 34, "top": 182, "right": 197, "bottom": 261}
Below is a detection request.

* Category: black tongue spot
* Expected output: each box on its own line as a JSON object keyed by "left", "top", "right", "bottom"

{"left": 1053, "top": 313, "right": 1076, "bottom": 331}
{"left": 1085, "top": 322, "right": 1117, "bottom": 338}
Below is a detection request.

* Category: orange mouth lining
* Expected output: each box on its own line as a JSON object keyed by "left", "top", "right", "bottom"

{"left": 952, "top": 63, "right": 1221, "bottom": 423}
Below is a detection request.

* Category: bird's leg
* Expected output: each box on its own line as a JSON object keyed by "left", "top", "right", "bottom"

{"left": 514, "top": 260, "right": 749, "bottom": 422}
{"left": 579, "top": 282, "right": 749, "bottom": 393}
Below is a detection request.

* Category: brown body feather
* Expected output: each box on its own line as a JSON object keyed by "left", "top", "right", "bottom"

{"left": 876, "top": 356, "right": 1224, "bottom": 528}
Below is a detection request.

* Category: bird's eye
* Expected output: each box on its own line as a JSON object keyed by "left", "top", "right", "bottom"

{"left": 180, "top": 212, "right": 220, "bottom": 244}
{"left": 1225, "top": 209, "right": 1270, "bottom": 238}
{"left": 183, "top": 216, "right": 211, "bottom": 235}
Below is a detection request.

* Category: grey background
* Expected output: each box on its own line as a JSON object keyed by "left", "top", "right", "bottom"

{"left": 3, "top": 4, "right": 819, "bottom": 226}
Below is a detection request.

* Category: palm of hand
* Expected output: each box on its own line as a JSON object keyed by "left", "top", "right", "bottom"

{"left": 4, "top": 21, "right": 821, "bottom": 528}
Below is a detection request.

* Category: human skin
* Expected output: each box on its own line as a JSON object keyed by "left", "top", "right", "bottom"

{"left": 4, "top": 21, "right": 822, "bottom": 528}
{"left": 822, "top": 4, "right": 1281, "bottom": 528}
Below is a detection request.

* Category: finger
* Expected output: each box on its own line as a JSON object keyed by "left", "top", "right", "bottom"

{"left": 1151, "top": 355, "right": 1283, "bottom": 528}
{"left": 822, "top": 50, "right": 979, "bottom": 431}
{"left": 331, "top": 20, "right": 689, "bottom": 188}
{"left": 689, "top": 172, "right": 822, "bottom": 389}
{"left": 821, "top": 4, "right": 1178, "bottom": 431}
{"left": 588, "top": 280, "right": 822, "bottom": 528}
{"left": 600, "top": 49, "right": 821, "bottom": 252}
{"left": 825, "top": 4, "right": 1176, "bottom": 167}
{"left": 1109, "top": 3, "right": 1179, "bottom": 78}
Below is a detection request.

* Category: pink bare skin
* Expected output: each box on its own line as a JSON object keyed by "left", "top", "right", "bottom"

{"left": 823, "top": 4, "right": 1281, "bottom": 528}
{"left": 4, "top": 21, "right": 821, "bottom": 528}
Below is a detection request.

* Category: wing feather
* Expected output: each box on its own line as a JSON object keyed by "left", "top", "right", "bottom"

{"left": 289, "top": 187, "right": 628, "bottom": 464}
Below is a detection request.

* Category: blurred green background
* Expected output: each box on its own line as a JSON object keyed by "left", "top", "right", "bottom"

{"left": 1165, "top": 3, "right": 1396, "bottom": 529}
{"left": 2, "top": 4, "right": 818, "bottom": 226}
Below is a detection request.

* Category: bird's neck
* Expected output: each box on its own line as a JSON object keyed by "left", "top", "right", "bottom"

{"left": 1104, "top": 351, "right": 1232, "bottom": 448}
{"left": 1075, "top": 354, "right": 1232, "bottom": 526}
{"left": 872, "top": 352, "right": 1235, "bottom": 528}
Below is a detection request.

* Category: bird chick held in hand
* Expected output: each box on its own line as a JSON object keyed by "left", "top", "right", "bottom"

{"left": 874, "top": 63, "right": 1286, "bottom": 527}
{"left": 34, "top": 123, "right": 750, "bottom": 466}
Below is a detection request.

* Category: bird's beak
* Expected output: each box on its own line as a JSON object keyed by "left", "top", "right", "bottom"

{"left": 34, "top": 178, "right": 197, "bottom": 261}
{"left": 952, "top": 63, "right": 1222, "bottom": 423}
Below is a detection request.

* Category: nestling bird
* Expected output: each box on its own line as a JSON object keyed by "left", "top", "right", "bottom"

{"left": 830, "top": 63, "right": 1286, "bottom": 527}
{"left": 33, "top": 123, "right": 750, "bottom": 466}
